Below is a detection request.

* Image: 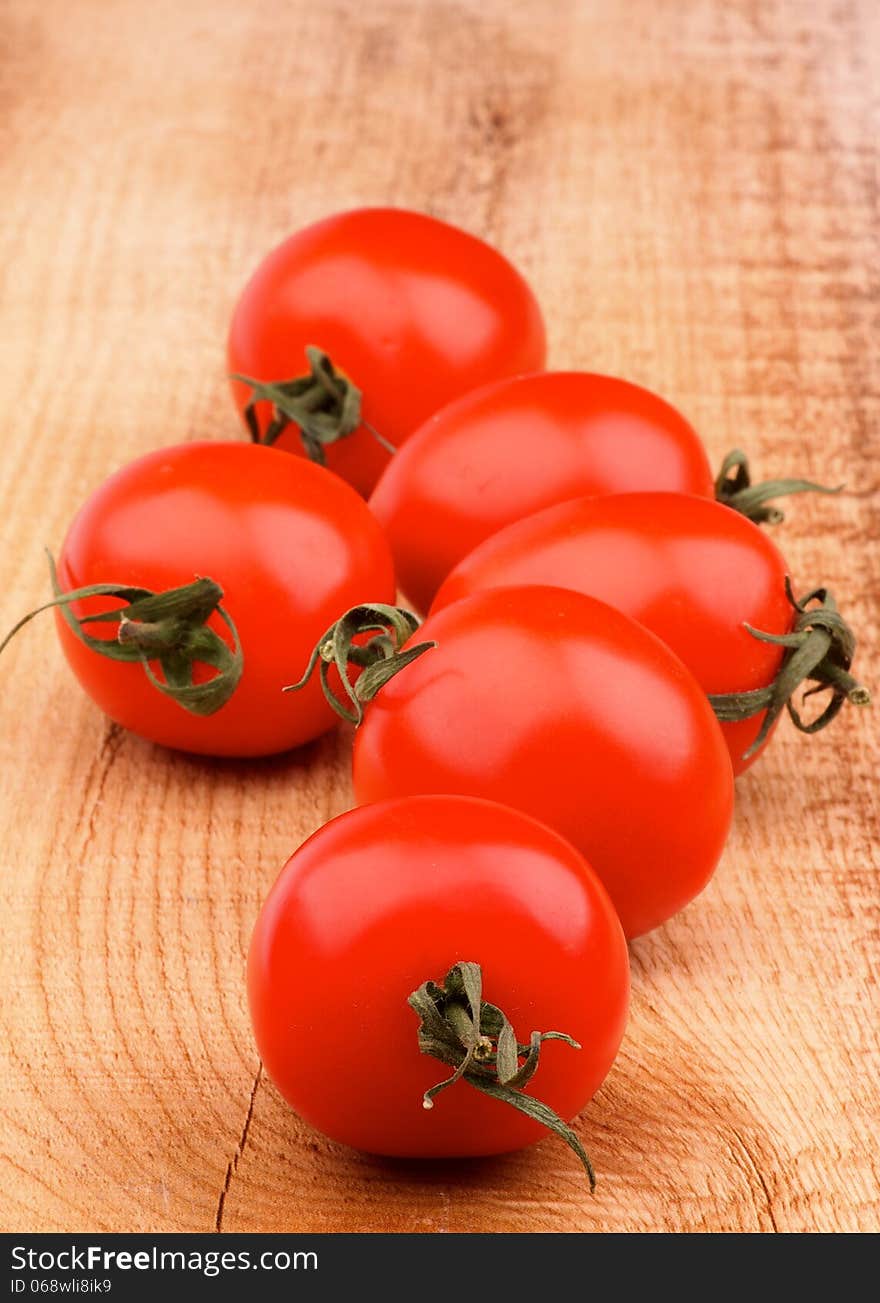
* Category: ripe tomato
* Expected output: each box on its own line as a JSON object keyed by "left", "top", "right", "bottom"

{"left": 38, "top": 442, "right": 395, "bottom": 755}
{"left": 248, "top": 794, "right": 629, "bottom": 1168}
{"left": 347, "top": 586, "right": 734, "bottom": 938}
{"left": 368, "top": 370, "right": 714, "bottom": 611}
{"left": 431, "top": 493, "right": 793, "bottom": 775}
{"left": 228, "top": 208, "right": 547, "bottom": 496}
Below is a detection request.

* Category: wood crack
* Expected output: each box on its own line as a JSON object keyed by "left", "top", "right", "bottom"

{"left": 82, "top": 721, "right": 124, "bottom": 853}
{"left": 729, "top": 1126, "right": 779, "bottom": 1232}
{"left": 214, "top": 1061, "right": 262, "bottom": 1233}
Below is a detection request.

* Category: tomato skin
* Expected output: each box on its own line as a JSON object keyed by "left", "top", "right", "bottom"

{"left": 352, "top": 587, "right": 734, "bottom": 939}
{"left": 248, "top": 794, "right": 629, "bottom": 1159}
{"left": 228, "top": 208, "right": 547, "bottom": 496}
{"left": 369, "top": 370, "right": 714, "bottom": 611}
{"left": 432, "top": 493, "right": 793, "bottom": 774}
{"left": 53, "top": 442, "right": 395, "bottom": 756}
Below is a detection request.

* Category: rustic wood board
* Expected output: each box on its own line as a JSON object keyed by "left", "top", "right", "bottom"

{"left": 1, "top": 0, "right": 877, "bottom": 1234}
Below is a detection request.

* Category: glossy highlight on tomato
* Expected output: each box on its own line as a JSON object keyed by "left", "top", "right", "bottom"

{"left": 228, "top": 208, "right": 547, "bottom": 495}
{"left": 351, "top": 586, "right": 735, "bottom": 938}
{"left": 369, "top": 370, "right": 714, "bottom": 610}
{"left": 248, "top": 794, "right": 629, "bottom": 1160}
{"left": 432, "top": 492, "right": 794, "bottom": 774}
{"left": 52, "top": 442, "right": 395, "bottom": 755}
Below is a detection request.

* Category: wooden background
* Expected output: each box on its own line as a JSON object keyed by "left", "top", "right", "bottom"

{"left": 1, "top": 0, "right": 877, "bottom": 1234}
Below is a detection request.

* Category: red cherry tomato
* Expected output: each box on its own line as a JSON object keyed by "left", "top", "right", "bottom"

{"left": 432, "top": 493, "right": 793, "bottom": 774}
{"left": 369, "top": 370, "right": 713, "bottom": 611}
{"left": 351, "top": 587, "right": 734, "bottom": 939}
{"left": 228, "top": 208, "right": 547, "bottom": 496}
{"left": 248, "top": 794, "right": 629, "bottom": 1164}
{"left": 49, "top": 442, "right": 395, "bottom": 755}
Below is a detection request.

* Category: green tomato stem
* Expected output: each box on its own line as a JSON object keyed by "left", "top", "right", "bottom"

{"left": 714, "top": 448, "right": 843, "bottom": 524}
{"left": 232, "top": 346, "right": 396, "bottom": 462}
{"left": 409, "top": 961, "right": 595, "bottom": 1187}
{"left": 284, "top": 602, "right": 435, "bottom": 724}
{"left": 708, "top": 578, "right": 869, "bottom": 758}
{"left": 0, "top": 552, "right": 243, "bottom": 717}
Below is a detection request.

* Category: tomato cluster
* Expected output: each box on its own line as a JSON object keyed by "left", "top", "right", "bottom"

{"left": 3, "top": 207, "right": 868, "bottom": 1185}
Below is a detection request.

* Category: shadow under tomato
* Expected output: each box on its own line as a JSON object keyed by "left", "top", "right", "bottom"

{"left": 352, "top": 1148, "right": 552, "bottom": 1190}
{"left": 106, "top": 715, "right": 356, "bottom": 793}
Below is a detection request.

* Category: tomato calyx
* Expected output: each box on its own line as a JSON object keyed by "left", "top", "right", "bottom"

{"left": 231, "top": 346, "right": 396, "bottom": 464}
{"left": 715, "top": 449, "right": 842, "bottom": 524}
{"left": 708, "top": 579, "right": 870, "bottom": 758}
{"left": 409, "top": 961, "right": 596, "bottom": 1187}
{"left": 0, "top": 552, "right": 243, "bottom": 717}
{"left": 285, "top": 602, "right": 434, "bottom": 724}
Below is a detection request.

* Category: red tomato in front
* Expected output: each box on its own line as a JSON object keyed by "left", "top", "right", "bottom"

{"left": 248, "top": 795, "right": 629, "bottom": 1159}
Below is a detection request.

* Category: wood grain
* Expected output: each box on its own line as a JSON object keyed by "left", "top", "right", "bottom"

{"left": 1, "top": 0, "right": 877, "bottom": 1233}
